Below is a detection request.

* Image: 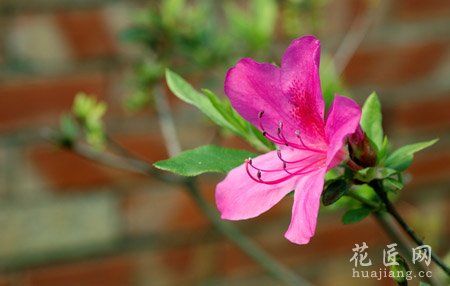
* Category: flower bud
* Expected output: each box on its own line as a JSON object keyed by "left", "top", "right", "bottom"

{"left": 348, "top": 127, "right": 377, "bottom": 168}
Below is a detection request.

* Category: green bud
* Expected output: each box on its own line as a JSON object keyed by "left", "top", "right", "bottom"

{"left": 321, "top": 179, "right": 350, "bottom": 206}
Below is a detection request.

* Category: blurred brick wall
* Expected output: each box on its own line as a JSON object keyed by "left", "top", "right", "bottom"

{"left": 0, "top": 1, "right": 449, "bottom": 285}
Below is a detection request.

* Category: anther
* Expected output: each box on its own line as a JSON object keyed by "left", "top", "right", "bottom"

{"left": 258, "top": 111, "right": 264, "bottom": 118}
{"left": 257, "top": 170, "right": 262, "bottom": 179}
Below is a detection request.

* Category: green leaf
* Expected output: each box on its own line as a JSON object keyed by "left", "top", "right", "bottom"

{"left": 360, "top": 92, "right": 383, "bottom": 152}
{"left": 342, "top": 207, "right": 371, "bottom": 224}
{"left": 383, "top": 178, "right": 404, "bottom": 192}
{"left": 166, "top": 69, "right": 235, "bottom": 131}
{"left": 355, "top": 167, "right": 397, "bottom": 183}
{"left": 59, "top": 114, "right": 79, "bottom": 147}
{"left": 154, "top": 145, "right": 257, "bottom": 176}
{"left": 377, "top": 136, "right": 390, "bottom": 163}
{"left": 161, "top": 0, "right": 185, "bottom": 26}
{"left": 385, "top": 139, "right": 438, "bottom": 171}
{"left": 166, "top": 70, "right": 272, "bottom": 151}
{"left": 322, "top": 179, "right": 350, "bottom": 206}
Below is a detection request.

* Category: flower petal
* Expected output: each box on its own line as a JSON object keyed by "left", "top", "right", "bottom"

{"left": 281, "top": 35, "right": 325, "bottom": 142}
{"left": 224, "top": 58, "right": 298, "bottom": 140}
{"left": 284, "top": 169, "right": 326, "bottom": 244}
{"left": 216, "top": 150, "right": 298, "bottom": 220}
{"left": 325, "top": 95, "right": 362, "bottom": 167}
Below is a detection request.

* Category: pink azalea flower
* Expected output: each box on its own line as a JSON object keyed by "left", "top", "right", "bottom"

{"left": 215, "top": 35, "right": 362, "bottom": 245}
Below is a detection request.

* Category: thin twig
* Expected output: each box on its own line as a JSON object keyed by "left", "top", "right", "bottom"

{"left": 373, "top": 212, "right": 440, "bottom": 285}
{"left": 185, "top": 178, "right": 311, "bottom": 286}
{"left": 345, "top": 190, "right": 381, "bottom": 210}
{"left": 371, "top": 180, "right": 450, "bottom": 276}
{"left": 151, "top": 83, "right": 309, "bottom": 285}
{"left": 41, "top": 128, "right": 181, "bottom": 184}
{"left": 154, "top": 85, "right": 182, "bottom": 157}
{"left": 346, "top": 190, "right": 439, "bottom": 284}
{"left": 44, "top": 129, "right": 310, "bottom": 284}
{"left": 332, "top": 1, "right": 379, "bottom": 75}
{"left": 53, "top": 143, "right": 309, "bottom": 284}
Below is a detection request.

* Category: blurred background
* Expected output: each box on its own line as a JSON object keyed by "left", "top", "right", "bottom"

{"left": 0, "top": 0, "right": 449, "bottom": 285}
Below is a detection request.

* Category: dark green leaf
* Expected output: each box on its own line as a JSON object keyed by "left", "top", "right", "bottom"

{"left": 322, "top": 179, "right": 350, "bottom": 206}
{"left": 385, "top": 139, "right": 438, "bottom": 171}
{"left": 60, "top": 114, "right": 78, "bottom": 140}
{"left": 58, "top": 114, "right": 79, "bottom": 147}
{"left": 360, "top": 93, "right": 383, "bottom": 152}
{"left": 342, "top": 207, "right": 371, "bottom": 224}
{"left": 154, "top": 145, "right": 257, "bottom": 176}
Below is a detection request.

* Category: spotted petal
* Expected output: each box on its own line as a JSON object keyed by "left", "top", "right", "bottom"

{"left": 281, "top": 35, "right": 325, "bottom": 143}
{"left": 224, "top": 58, "right": 298, "bottom": 141}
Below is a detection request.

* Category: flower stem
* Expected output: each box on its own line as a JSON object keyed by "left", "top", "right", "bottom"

{"left": 346, "top": 188, "right": 439, "bottom": 284}
{"left": 373, "top": 211, "right": 439, "bottom": 285}
{"left": 370, "top": 180, "right": 450, "bottom": 276}
{"left": 345, "top": 190, "right": 380, "bottom": 210}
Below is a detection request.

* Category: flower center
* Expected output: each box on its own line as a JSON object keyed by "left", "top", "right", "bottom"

{"left": 243, "top": 111, "right": 327, "bottom": 185}
{"left": 258, "top": 110, "right": 325, "bottom": 153}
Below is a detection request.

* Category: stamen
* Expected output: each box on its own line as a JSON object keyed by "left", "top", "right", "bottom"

{"left": 245, "top": 158, "right": 324, "bottom": 185}
{"left": 277, "top": 149, "right": 316, "bottom": 164}
{"left": 257, "top": 111, "right": 326, "bottom": 153}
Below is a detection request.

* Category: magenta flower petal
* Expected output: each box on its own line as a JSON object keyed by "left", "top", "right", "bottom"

{"left": 325, "top": 95, "right": 362, "bottom": 166}
{"left": 281, "top": 35, "right": 325, "bottom": 142}
{"left": 224, "top": 58, "right": 297, "bottom": 140}
{"left": 284, "top": 169, "right": 326, "bottom": 244}
{"left": 216, "top": 151, "right": 299, "bottom": 220}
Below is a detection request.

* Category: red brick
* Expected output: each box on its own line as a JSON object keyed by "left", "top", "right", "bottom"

{"left": 161, "top": 246, "right": 195, "bottom": 276}
{"left": 386, "top": 93, "right": 450, "bottom": 132}
{"left": 28, "top": 144, "right": 134, "bottom": 189}
{"left": 165, "top": 186, "right": 211, "bottom": 232}
{"left": 218, "top": 215, "right": 389, "bottom": 276}
{"left": 0, "top": 276, "right": 12, "bottom": 286}
{"left": 394, "top": 0, "right": 450, "bottom": 20}
{"left": 344, "top": 42, "right": 447, "bottom": 86}
{"left": 55, "top": 10, "right": 116, "bottom": 59}
{"left": 120, "top": 183, "right": 185, "bottom": 235}
{"left": 23, "top": 256, "right": 134, "bottom": 286}
{"left": 114, "top": 134, "right": 168, "bottom": 163}
{"left": 0, "top": 74, "right": 106, "bottom": 131}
